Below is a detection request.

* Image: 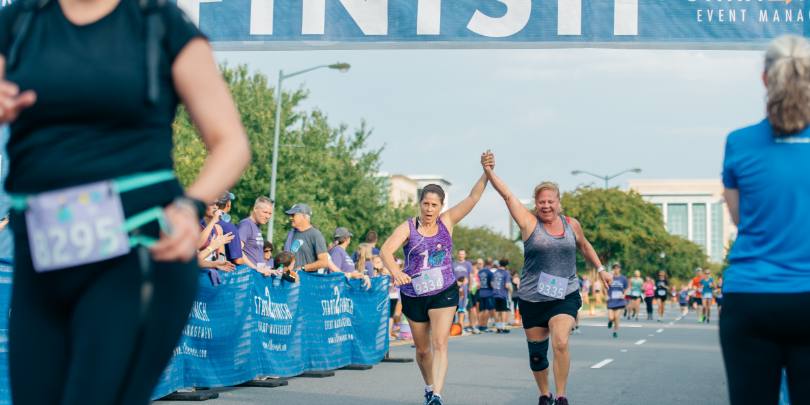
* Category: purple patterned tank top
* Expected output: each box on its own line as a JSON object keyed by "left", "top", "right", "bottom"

{"left": 400, "top": 217, "right": 455, "bottom": 297}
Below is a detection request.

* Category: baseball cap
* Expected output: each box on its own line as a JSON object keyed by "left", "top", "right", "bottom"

{"left": 334, "top": 227, "right": 353, "bottom": 239}
{"left": 217, "top": 190, "right": 235, "bottom": 205}
{"left": 493, "top": 260, "right": 501, "bottom": 267}
{"left": 285, "top": 203, "right": 313, "bottom": 216}
{"left": 612, "top": 262, "right": 621, "bottom": 268}
{"left": 696, "top": 267, "right": 703, "bottom": 272}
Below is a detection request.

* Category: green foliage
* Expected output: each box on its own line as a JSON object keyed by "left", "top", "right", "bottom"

{"left": 172, "top": 64, "right": 415, "bottom": 252}
{"left": 562, "top": 186, "right": 710, "bottom": 280}
{"left": 452, "top": 225, "right": 524, "bottom": 272}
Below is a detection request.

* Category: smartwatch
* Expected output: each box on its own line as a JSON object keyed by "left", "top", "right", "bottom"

{"left": 173, "top": 196, "right": 206, "bottom": 219}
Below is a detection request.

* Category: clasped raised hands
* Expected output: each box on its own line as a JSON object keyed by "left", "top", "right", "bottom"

{"left": 481, "top": 149, "right": 495, "bottom": 170}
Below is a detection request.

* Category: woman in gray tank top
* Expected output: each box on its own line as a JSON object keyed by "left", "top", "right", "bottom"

{"left": 482, "top": 151, "right": 613, "bottom": 405}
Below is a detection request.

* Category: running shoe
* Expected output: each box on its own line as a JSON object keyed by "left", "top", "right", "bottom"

{"left": 698, "top": 315, "right": 704, "bottom": 323}
{"left": 575, "top": 328, "right": 580, "bottom": 335}
{"left": 472, "top": 328, "right": 482, "bottom": 335}
{"left": 538, "top": 394, "right": 554, "bottom": 405}
{"left": 424, "top": 390, "right": 433, "bottom": 405}
{"left": 502, "top": 328, "right": 510, "bottom": 334}
{"left": 427, "top": 394, "right": 443, "bottom": 405}
{"left": 657, "top": 319, "right": 663, "bottom": 323}
{"left": 607, "top": 321, "right": 613, "bottom": 329}
{"left": 613, "top": 332, "right": 618, "bottom": 338}
{"left": 554, "top": 396, "right": 569, "bottom": 405}
{"left": 461, "top": 331, "right": 471, "bottom": 336}
{"left": 706, "top": 319, "right": 710, "bottom": 324}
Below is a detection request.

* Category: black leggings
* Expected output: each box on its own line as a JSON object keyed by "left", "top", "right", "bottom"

{"left": 644, "top": 296, "right": 654, "bottom": 315}
{"left": 8, "top": 183, "right": 199, "bottom": 405}
{"left": 720, "top": 292, "right": 810, "bottom": 405}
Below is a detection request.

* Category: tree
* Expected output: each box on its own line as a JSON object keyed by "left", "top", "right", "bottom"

{"left": 452, "top": 225, "right": 524, "bottom": 272}
{"left": 562, "top": 186, "right": 709, "bottom": 281}
{"left": 172, "top": 64, "right": 415, "bottom": 254}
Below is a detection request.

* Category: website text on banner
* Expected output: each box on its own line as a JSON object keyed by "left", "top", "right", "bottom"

{"left": 169, "top": 0, "right": 807, "bottom": 50}
{"left": 0, "top": 262, "right": 389, "bottom": 403}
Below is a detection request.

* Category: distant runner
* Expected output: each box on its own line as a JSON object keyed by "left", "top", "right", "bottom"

{"left": 492, "top": 258, "right": 512, "bottom": 333}
{"left": 691, "top": 268, "right": 705, "bottom": 321}
{"left": 701, "top": 269, "right": 715, "bottom": 323}
{"left": 628, "top": 270, "right": 643, "bottom": 321}
{"left": 477, "top": 259, "right": 495, "bottom": 333}
{"left": 607, "top": 263, "right": 629, "bottom": 338}
{"left": 655, "top": 271, "right": 670, "bottom": 322}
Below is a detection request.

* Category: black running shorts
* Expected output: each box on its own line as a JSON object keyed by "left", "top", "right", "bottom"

{"left": 494, "top": 298, "right": 509, "bottom": 312}
{"left": 519, "top": 292, "right": 582, "bottom": 329}
{"left": 400, "top": 284, "right": 459, "bottom": 323}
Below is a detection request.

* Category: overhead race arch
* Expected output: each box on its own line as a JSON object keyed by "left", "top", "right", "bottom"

{"left": 1, "top": 0, "right": 806, "bottom": 50}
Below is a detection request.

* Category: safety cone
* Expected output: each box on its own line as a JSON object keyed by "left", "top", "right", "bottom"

{"left": 514, "top": 309, "right": 521, "bottom": 326}
{"left": 590, "top": 304, "right": 595, "bottom": 316}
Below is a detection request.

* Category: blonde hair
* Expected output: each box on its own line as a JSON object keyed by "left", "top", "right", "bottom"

{"left": 765, "top": 35, "right": 810, "bottom": 135}
{"left": 355, "top": 243, "right": 373, "bottom": 271}
{"left": 532, "top": 181, "right": 564, "bottom": 214}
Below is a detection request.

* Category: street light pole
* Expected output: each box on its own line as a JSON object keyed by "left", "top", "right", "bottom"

{"left": 268, "top": 63, "right": 351, "bottom": 243}
{"left": 571, "top": 168, "right": 642, "bottom": 188}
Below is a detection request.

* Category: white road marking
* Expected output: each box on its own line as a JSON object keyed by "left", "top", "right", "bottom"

{"left": 656, "top": 329, "right": 664, "bottom": 333}
{"left": 635, "top": 339, "right": 646, "bottom": 345}
{"left": 669, "top": 322, "right": 675, "bottom": 325}
{"left": 591, "top": 359, "right": 614, "bottom": 369}
{"left": 580, "top": 323, "right": 641, "bottom": 328}
{"left": 648, "top": 334, "right": 654, "bottom": 336}
{"left": 620, "top": 350, "right": 627, "bottom": 352}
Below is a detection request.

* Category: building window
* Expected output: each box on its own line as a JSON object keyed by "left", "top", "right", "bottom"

{"left": 711, "top": 203, "right": 724, "bottom": 263}
{"left": 667, "top": 204, "right": 688, "bottom": 238}
{"left": 692, "top": 203, "right": 706, "bottom": 251}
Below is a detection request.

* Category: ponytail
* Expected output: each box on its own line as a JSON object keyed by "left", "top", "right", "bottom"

{"left": 765, "top": 35, "right": 810, "bottom": 135}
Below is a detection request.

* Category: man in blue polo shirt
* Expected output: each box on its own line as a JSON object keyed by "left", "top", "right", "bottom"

{"left": 215, "top": 190, "right": 243, "bottom": 265}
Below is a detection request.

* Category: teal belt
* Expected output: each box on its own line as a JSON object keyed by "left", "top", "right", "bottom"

{"left": 10, "top": 170, "right": 176, "bottom": 248}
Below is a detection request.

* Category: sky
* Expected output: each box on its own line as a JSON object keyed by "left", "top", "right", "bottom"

{"left": 213, "top": 48, "right": 766, "bottom": 237}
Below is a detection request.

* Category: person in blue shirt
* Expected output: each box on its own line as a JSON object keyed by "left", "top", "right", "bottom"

{"left": 477, "top": 258, "right": 495, "bottom": 332}
{"left": 350, "top": 231, "right": 380, "bottom": 262}
{"left": 720, "top": 35, "right": 810, "bottom": 405}
{"left": 699, "top": 270, "right": 715, "bottom": 324}
{"left": 606, "top": 263, "right": 628, "bottom": 339}
{"left": 492, "top": 258, "right": 512, "bottom": 333}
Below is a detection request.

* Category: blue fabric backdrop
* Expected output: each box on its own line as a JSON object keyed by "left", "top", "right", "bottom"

{"left": 0, "top": 261, "right": 388, "bottom": 403}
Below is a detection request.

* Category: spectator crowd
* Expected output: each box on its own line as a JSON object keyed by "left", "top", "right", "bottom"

{"left": 196, "top": 190, "right": 521, "bottom": 341}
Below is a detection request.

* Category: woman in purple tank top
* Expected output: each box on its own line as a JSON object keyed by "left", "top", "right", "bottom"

{"left": 380, "top": 157, "right": 490, "bottom": 405}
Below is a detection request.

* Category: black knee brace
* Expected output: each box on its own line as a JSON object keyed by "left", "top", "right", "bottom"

{"left": 527, "top": 338, "right": 550, "bottom": 372}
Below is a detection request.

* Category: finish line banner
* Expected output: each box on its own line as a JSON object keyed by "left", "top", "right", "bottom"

{"left": 0, "top": 262, "right": 389, "bottom": 403}
{"left": 170, "top": 0, "right": 809, "bottom": 50}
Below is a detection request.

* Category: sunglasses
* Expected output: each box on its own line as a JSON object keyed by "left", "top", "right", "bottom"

{"left": 264, "top": 249, "right": 273, "bottom": 253}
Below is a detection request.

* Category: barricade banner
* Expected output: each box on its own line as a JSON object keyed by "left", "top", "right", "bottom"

{"left": 0, "top": 262, "right": 388, "bottom": 403}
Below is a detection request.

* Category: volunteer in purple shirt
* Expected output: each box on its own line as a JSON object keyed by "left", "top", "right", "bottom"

{"left": 452, "top": 249, "right": 473, "bottom": 283}
{"left": 380, "top": 157, "right": 489, "bottom": 405}
{"left": 329, "top": 227, "right": 356, "bottom": 273}
{"left": 237, "top": 196, "right": 276, "bottom": 276}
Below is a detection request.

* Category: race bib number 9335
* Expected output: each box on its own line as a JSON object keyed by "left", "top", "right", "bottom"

{"left": 25, "top": 181, "right": 131, "bottom": 273}
{"left": 536, "top": 272, "right": 569, "bottom": 300}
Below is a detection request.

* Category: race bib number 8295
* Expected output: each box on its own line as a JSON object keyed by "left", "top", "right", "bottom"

{"left": 25, "top": 181, "right": 131, "bottom": 273}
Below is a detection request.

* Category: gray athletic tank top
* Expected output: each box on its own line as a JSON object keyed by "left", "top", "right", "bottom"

{"left": 519, "top": 214, "right": 580, "bottom": 303}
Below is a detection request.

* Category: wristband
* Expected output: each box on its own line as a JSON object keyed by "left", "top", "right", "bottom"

{"left": 596, "top": 265, "right": 606, "bottom": 273}
{"left": 173, "top": 196, "right": 206, "bottom": 219}
{"left": 207, "top": 247, "right": 214, "bottom": 254}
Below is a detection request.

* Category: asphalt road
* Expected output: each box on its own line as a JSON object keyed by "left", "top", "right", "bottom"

{"left": 156, "top": 304, "right": 729, "bottom": 405}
